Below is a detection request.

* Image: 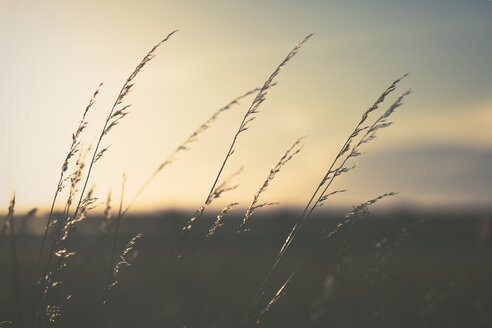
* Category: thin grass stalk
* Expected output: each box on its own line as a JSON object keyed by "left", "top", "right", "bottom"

{"left": 123, "top": 87, "right": 261, "bottom": 215}
{"left": 332, "top": 218, "right": 356, "bottom": 327}
{"left": 246, "top": 193, "right": 396, "bottom": 328}
{"left": 69, "top": 30, "right": 177, "bottom": 238}
{"left": 196, "top": 233, "right": 241, "bottom": 328}
{"left": 248, "top": 263, "right": 302, "bottom": 327}
{"left": 328, "top": 194, "right": 399, "bottom": 245}
{"left": 196, "top": 138, "right": 304, "bottom": 327}
{"left": 36, "top": 144, "right": 92, "bottom": 322}
{"left": 37, "top": 83, "right": 103, "bottom": 267}
{"left": 276, "top": 76, "right": 408, "bottom": 256}
{"left": 206, "top": 202, "right": 239, "bottom": 238}
{"left": 49, "top": 30, "right": 177, "bottom": 280}
{"left": 243, "top": 77, "right": 410, "bottom": 318}
{"left": 20, "top": 208, "right": 38, "bottom": 234}
{"left": 100, "top": 191, "right": 112, "bottom": 233}
{"left": 68, "top": 87, "right": 259, "bottom": 279}
{"left": 39, "top": 116, "right": 95, "bottom": 301}
{"left": 162, "top": 34, "right": 313, "bottom": 282}
{"left": 326, "top": 192, "right": 397, "bottom": 325}
{"left": 7, "top": 195, "right": 21, "bottom": 327}
{"left": 295, "top": 74, "right": 408, "bottom": 220}
{"left": 35, "top": 31, "right": 177, "bottom": 328}
{"left": 101, "top": 174, "right": 126, "bottom": 328}
{"left": 277, "top": 90, "right": 411, "bottom": 263}
{"left": 107, "top": 233, "right": 143, "bottom": 291}
{"left": 201, "top": 34, "right": 312, "bottom": 221}
{"left": 257, "top": 90, "right": 410, "bottom": 310}
{"left": 299, "top": 91, "right": 411, "bottom": 238}
{"left": 153, "top": 35, "right": 312, "bottom": 326}
{"left": 0, "top": 215, "right": 8, "bottom": 246}
{"left": 153, "top": 167, "right": 243, "bottom": 314}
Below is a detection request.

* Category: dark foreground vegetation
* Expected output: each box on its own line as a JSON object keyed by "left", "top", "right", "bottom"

{"left": 1, "top": 209, "right": 491, "bottom": 327}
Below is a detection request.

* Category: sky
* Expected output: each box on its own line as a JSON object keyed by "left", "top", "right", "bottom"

{"left": 0, "top": 0, "right": 491, "bottom": 213}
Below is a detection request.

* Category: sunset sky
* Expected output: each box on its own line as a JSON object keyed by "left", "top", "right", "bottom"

{"left": 1, "top": 0, "right": 491, "bottom": 213}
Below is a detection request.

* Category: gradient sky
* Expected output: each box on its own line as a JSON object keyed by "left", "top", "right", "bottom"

{"left": 1, "top": 0, "right": 491, "bottom": 213}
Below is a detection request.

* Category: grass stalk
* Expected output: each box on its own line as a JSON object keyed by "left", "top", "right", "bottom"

{"left": 68, "top": 87, "right": 260, "bottom": 279}
{"left": 243, "top": 76, "right": 410, "bottom": 319}
{"left": 101, "top": 174, "right": 127, "bottom": 328}
{"left": 248, "top": 262, "right": 302, "bottom": 327}
{"left": 37, "top": 83, "right": 103, "bottom": 267}
{"left": 196, "top": 138, "right": 304, "bottom": 327}
{"left": 124, "top": 87, "right": 261, "bottom": 216}
{"left": 35, "top": 31, "right": 177, "bottom": 328}
{"left": 7, "top": 194, "right": 21, "bottom": 327}
{"left": 69, "top": 30, "right": 177, "bottom": 238}
{"left": 161, "top": 34, "right": 313, "bottom": 283}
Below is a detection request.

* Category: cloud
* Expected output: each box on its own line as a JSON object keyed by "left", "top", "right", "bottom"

{"left": 347, "top": 144, "right": 492, "bottom": 205}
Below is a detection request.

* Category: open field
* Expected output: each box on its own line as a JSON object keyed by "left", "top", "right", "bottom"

{"left": 1, "top": 209, "right": 491, "bottom": 327}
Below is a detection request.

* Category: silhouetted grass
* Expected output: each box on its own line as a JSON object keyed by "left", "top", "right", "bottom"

{"left": 4, "top": 31, "right": 488, "bottom": 328}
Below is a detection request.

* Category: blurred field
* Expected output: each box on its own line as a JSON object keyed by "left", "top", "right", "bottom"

{"left": 1, "top": 208, "right": 491, "bottom": 327}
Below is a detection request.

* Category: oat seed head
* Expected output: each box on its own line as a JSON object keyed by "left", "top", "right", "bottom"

{"left": 106, "top": 233, "right": 143, "bottom": 294}
{"left": 238, "top": 137, "right": 304, "bottom": 233}
{"left": 325, "top": 192, "right": 398, "bottom": 238}
{"left": 238, "top": 34, "right": 313, "bottom": 135}
{"left": 206, "top": 202, "right": 239, "bottom": 238}
{"left": 184, "top": 167, "right": 243, "bottom": 231}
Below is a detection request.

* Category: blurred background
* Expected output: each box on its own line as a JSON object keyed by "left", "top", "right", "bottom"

{"left": 0, "top": 0, "right": 491, "bottom": 212}
{"left": 0, "top": 1, "right": 491, "bottom": 327}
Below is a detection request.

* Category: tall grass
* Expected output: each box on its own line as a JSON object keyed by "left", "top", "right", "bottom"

{"left": 102, "top": 173, "right": 127, "bottom": 328}
{"left": 6, "top": 195, "right": 20, "bottom": 327}
{"left": 37, "top": 82, "right": 103, "bottom": 268}
{"left": 0, "top": 31, "right": 414, "bottom": 328}
{"left": 242, "top": 75, "right": 411, "bottom": 321}
{"left": 35, "top": 30, "right": 178, "bottom": 328}
{"left": 68, "top": 86, "right": 261, "bottom": 280}
{"left": 197, "top": 137, "right": 304, "bottom": 327}
{"left": 152, "top": 33, "right": 313, "bottom": 303}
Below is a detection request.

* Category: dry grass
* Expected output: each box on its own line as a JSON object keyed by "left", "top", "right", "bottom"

{"left": 35, "top": 30, "right": 178, "bottom": 328}
{"left": 153, "top": 34, "right": 313, "bottom": 304}
{"left": 37, "top": 82, "right": 103, "bottom": 267}
{"left": 6, "top": 195, "right": 20, "bottom": 326}
{"left": 68, "top": 86, "right": 263, "bottom": 282}
{"left": 196, "top": 137, "right": 305, "bottom": 327}
{"left": 0, "top": 31, "right": 414, "bottom": 328}
{"left": 243, "top": 75, "right": 412, "bottom": 320}
{"left": 102, "top": 173, "right": 128, "bottom": 327}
